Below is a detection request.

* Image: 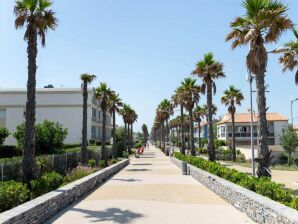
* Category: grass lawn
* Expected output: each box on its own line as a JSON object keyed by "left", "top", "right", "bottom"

{"left": 225, "top": 161, "right": 298, "bottom": 171}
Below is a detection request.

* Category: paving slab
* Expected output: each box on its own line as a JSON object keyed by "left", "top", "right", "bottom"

{"left": 48, "top": 146, "right": 255, "bottom": 224}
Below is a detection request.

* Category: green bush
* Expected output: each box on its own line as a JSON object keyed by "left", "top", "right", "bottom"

{"left": 0, "top": 145, "right": 22, "bottom": 158}
{"left": 174, "top": 152, "right": 298, "bottom": 210}
{"left": 197, "top": 147, "right": 208, "bottom": 154}
{"left": 14, "top": 120, "right": 68, "bottom": 155}
{"left": 110, "top": 158, "right": 118, "bottom": 165}
{"left": 134, "top": 142, "right": 143, "bottom": 149}
{"left": 214, "top": 139, "right": 226, "bottom": 149}
{"left": 88, "top": 159, "right": 96, "bottom": 168}
{"left": 0, "top": 181, "right": 29, "bottom": 212}
{"left": 121, "top": 151, "right": 129, "bottom": 158}
{"left": 30, "top": 171, "right": 63, "bottom": 198}
{"left": 63, "top": 166, "right": 94, "bottom": 185}
{"left": 62, "top": 144, "right": 81, "bottom": 149}
{"left": 99, "top": 160, "right": 106, "bottom": 168}
{"left": 0, "top": 127, "right": 9, "bottom": 145}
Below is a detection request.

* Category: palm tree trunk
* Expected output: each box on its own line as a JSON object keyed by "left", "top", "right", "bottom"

{"left": 124, "top": 122, "right": 127, "bottom": 152}
{"left": 207, "top": 81, "right": 215, "bottom": 161}
{"left": 198, "top": 117, "right": 201, "bottom": 148}
{"left": 112, "top": 110, "right": 117, "bottom": 158}
{"left": 130, "top": 123, "right": 133, "bottom": 151}
{"left": 23, "top": 25, "right": 37, "bottom": 184}
{"left": 255, "top": 74, "right": 271, "bottom": 177}
{"left": 180, "top": 105, "right": 185, "bottom": 154}
{"left": 159, "top": 126, "right": 162, "bottom": 149}
{"left": 127, "top": 123, "right": 131, "bottom": 154}
{"left": 231, "top": 112, "right": 236, "bottom": 161}
{"left": 190, "top": 110, "right": 195, "bottom": 156}
{"left": 101, "top": 108, "right": 107, "bottom": 166}
{"left": 166, "top": 119, "right": 169, "bottom": 142}
{"left": 81, "top": 81, "right": 88, "bottom": 165}
{"left": 187, "top": 125, "right": 190, "bottom": 151}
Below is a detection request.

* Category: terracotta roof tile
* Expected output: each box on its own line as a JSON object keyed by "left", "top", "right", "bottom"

{"left": 217, "top": 113, "right": 288, "bottom": 125}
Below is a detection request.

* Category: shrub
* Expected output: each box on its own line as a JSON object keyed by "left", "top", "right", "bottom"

{"left": 0, "top": 127, "right": 9, "bottom": 145}
{"left": 99, "top": 160, "right": 106, "bottom": 168}
{"left": 63, "top": 166, "right": 94, "bottom": 185}
{"left": 197, "top": 147, "right": 208, "bottom": 154}
{"left": 134, "top": 142, "right": 143, "bottom": 149}
{"left": 30, "top": 171, "right": 63, "bottom": 198}
{"left": 174, "top": 152, "right": 298, "bottom": 210}
{"left": 62, "top": 144, "right": 81, "bottom": 149}
{"left": 110, "top": 158, "right": 118, "bottom": 165}
{"left": 121, "top": 151, "right": 129, "bottom": 158}
{"left": 88, "top": 159, "right": 96, "bottom": 168}
{"left": 0, "top": 145, "right": 22, "bottom": 158}
{"left": 14, "top": 120, "right": 68, "bottom": 155}
{"left": 214, "top": 139, "right": 226, "bottom": 149}
{"left": 0, "top": 181, "right": 29, "bottom": 212}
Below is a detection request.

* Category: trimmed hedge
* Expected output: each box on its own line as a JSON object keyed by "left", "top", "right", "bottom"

{"left": 174, "top": 152, "right": 298, "bottom": 210}
{"left": 0, "top": 146, "right": 22, "bottom": 158}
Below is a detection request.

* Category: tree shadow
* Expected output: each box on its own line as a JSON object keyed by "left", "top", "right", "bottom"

{"left": 125, "top": 168, "right": 151, "bottom": 172}
{"left": 71, "top": 207, "right": 144, "bottom": 223}
{"left": 111, "top": 178, "right": 142, "bottom": 182}
{"left": 131, "top": 163, "right": 152, "bottom": 166}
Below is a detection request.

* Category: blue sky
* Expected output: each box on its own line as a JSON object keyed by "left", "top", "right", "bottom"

{"left": 0, "top": 0, "right": 298, "bottom": 131}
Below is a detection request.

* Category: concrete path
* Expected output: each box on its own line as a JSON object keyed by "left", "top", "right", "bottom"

{"left": 48, "top": 146, "right": 255, "bottom": 224}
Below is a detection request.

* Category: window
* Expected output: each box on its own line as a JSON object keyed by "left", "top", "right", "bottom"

{"left": 92, "top": 108, "right": 96, "bottom": 117}
{"left": 0, "top": 110, "right": 6, "bottom": 118}
{"left": 91, "top": 126, "right": 96, "bottom": 139}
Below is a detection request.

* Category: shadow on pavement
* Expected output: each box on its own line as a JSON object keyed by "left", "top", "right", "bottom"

{"left": 71, "top": 207, "right": 144, "bottom": 223}
{"left": 111, "top": 178, "right": 142, "bottom": 182}
{"left": 125, "top": 168, "right": 151, "bottom": 172}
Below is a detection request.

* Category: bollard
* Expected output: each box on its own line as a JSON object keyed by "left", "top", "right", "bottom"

{"left": 182, "top": 161, "right": 188, "bottom": 175}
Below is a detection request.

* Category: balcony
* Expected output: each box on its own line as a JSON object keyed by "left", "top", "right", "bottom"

{"left": 227, "top": 132, "right": 274, "bottom": 138}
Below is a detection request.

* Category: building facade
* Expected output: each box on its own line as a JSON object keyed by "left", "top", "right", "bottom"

{"left": 0, "top": 88, "right": 112, "bottom": 145}
{"left": 216, "top": 112, "right": 288, "bottom": 146}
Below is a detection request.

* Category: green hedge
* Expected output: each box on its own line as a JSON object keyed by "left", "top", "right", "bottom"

{"left": 0, "top": 146, "right": 22, "bottom": 158}
{"left": 174, "top": 152, "right": 298, "bottom": 210}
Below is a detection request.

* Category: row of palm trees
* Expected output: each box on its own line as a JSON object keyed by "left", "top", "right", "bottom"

{"left": 152, "top": 0, "right": 298, "bottom": 178}
{"left": 14, "top": 0, "right": 138, "bottom": 183}
{"left": 80, "top": 76, "right": 138, "bottom": 167}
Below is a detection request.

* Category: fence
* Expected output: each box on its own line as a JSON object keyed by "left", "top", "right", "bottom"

{"left": 0, "top": 147, "right": 112, "bottom": 182}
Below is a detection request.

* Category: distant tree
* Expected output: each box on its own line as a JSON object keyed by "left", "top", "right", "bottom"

{"left": 0, "top": 127, "right": 9, "bottom": 145}
{"left": 142, "top": 124, "right": 149, "bottom": 144}
{"left": 280, "top": 126, "right": 298, "bottom": 166}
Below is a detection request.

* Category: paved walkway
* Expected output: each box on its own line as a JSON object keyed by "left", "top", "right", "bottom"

{"left": 48, "top": 146, "right": 255, "bottom": 224}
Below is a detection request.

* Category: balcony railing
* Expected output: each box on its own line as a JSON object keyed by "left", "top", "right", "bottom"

{"left": 227, "top": 132, "right": 274, "bottom": 138}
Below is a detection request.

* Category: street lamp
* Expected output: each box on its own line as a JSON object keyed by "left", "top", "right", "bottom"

{"left": 291, "top": 98, "right": 298, "bottom": 126}
{"left": 246, "top": 72, "right": 256, "bottom": 177}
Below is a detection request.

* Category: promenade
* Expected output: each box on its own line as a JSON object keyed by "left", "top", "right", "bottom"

{"left": 48, "top": 146, "right": 255, "bottom": 224}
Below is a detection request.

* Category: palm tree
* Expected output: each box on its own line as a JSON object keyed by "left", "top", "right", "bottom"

{"left": 192, "top": 53, "right": 225, "bottom": 161}
{"left": 221, "top": 86, "right": 244, "bottom": 161}
{"left": 172, "top": 87, "right": 186, "bottom": 154}
{"left": 226, "top": 0, "right": 293, "bottom": 177}
{"left": 95, "top": 83, "right": 113, "bottom": 166}
{"left": 109, "top": 91, "right": 122, "bottom": 159}
{"left": 142, "top": 124, "right": 149, "bottom": 144}
{"left": 158, "top": 99, "right": 173, "bottom": 143}
{"left": 180, "top": 78, "right": 201, "bottom": 156}
{"left": 194, "top": 106, "right": 205, "bottom": 148}
{"left": 120, "top": 104, "right": 132, "bottom": 152}
{"left": 14, "top": 0, "right": 57, "bottom": 183}
{"left": 278, "top": 29, "right": 298, "bottom": 85}
{"left": 80, "top": 74, "right": 96, "bottom": 165}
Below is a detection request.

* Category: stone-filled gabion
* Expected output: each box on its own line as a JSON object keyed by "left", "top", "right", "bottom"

{"left": 170, "top": 157, "right": 298, "bottom": 224}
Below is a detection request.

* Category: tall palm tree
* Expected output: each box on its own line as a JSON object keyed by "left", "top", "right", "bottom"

{"left": 278, "top": 29, "right": 298, "bottom": 84}
{"left": 172, "top": 87, "right": 186, "bottom": 154}
{"left": 158, "top": 99, "right": 173, "bottom": 143}
{"left": 180, "top": 78, "right": 201, "bottom": 156}
{"left": 80, "top": 73, "right": 96, "bottom": 165}
{"left": 226, "top": 0, "right": 293, "bottom": 177}
{"left": 129, "top": 110, "right": 138, "bottom": 151}
{"left": 221, "top": 86, "right": 244, "bottom": 161}
{"left": 109, "top": 91, "right": 122, "bottom": 159}
{"left": 120, "top": 104, "right": 132, "bottom": 152}
{"left": 192, "top": 53, "right": 225, "bottom": 161}
{"left": 194, "top": 106, "right": 205, "bottom": 148}
{"left": 95, "top": 83, "right": 113, "bottom": 166}
{"left": 14, "top": 0, "right": 57, "bottom": 183}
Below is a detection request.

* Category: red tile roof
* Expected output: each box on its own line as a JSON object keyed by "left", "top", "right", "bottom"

{"left": 217, "top": 113, "right": 288, "bottom": 125}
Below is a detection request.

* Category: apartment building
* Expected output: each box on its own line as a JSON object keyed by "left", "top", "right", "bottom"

{"left": 0, "top": 88, "right": 112, "bottom": 145}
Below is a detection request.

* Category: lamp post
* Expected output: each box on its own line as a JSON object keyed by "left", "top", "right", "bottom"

{"left": 247, "top": 72, "right": 256, "bottom": 177}
{"left": 291, "top": 98, "right": 298, "bottom": 126}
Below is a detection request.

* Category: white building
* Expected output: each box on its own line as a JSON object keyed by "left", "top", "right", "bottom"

{"left": 0, "top": 88, "right": 112, "bottom": 145}
{"left": 216, "top": 112, "right": 288, "bottom": 146}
